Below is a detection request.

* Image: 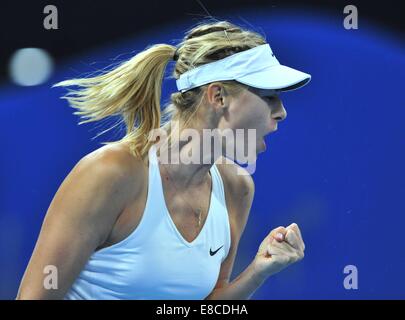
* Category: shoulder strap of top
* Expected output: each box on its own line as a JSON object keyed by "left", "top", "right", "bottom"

{"left": 210, "top": 163, "right": 226, "bottom": 207}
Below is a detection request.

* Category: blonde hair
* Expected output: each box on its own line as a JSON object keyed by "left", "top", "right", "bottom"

{"left": 53, "top": 19, "right": 267, "bottom": 159}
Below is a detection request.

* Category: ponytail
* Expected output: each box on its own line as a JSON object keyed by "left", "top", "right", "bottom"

{"left": 53, "top": 44, "right": 176, "bottom": 158}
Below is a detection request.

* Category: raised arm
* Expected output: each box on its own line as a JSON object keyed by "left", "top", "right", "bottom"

{"left": 205, "top": 163, "right": 305, "bottom": 300}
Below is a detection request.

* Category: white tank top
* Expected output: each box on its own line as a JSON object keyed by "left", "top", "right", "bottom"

{"left": 64, "top": 144, "right": 231, "bottom": 299}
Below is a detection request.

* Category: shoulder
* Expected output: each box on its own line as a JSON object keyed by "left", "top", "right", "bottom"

{"left": 215, "top": 156, "right": 255, "bottom": 201}
{"left": 214, "top": 157, "right": 255, "bottom": 231}
{"left": 74, "top": 142, "right": 146, "bottom": 200}
{"left": 53, "top": 142, "right": 148, "bottom": 241}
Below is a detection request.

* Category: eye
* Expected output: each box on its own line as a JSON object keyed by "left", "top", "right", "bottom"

{"left": 263, "top": 95, "right": 275, "bottom": 102}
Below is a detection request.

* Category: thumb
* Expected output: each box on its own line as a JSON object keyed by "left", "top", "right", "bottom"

{"left": 275, "top": 232, "right": 285, "bottom": 242}
{"left": 270, "top": 226, "right": 287, "bottom": 242}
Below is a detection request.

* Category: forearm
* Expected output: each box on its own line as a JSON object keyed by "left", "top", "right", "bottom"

{"left": 205, "top": 261, "right": 267, "bottom": 300}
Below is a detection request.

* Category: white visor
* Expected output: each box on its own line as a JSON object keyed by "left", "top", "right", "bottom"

{"left": 176, "top": 43, "right": 311, "bottom": 93}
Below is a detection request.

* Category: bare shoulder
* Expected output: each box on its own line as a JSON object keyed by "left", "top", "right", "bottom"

{"left": 58, "top": 142, "right": 147, "bottom": 223}
{"left": 16, "top": 142, "right": 148, "bottom": 299}
{"left": 215, "top": 156, "right": 255, "bottom": 202}
{"left": 79, "top": 142, "right": 146, "bottom": 193}
{"left": 214, "top": 156, "right": 255, "bottom": 231}
{"left": 83, "top": 142, "right": 144, "bottom": 172}
{"left": 48, "top": 142, "right": 148, "bottom": 244}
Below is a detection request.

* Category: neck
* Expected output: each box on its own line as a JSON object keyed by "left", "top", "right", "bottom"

{"left": 156, "top": 127, "right": 221, "bottom": 189}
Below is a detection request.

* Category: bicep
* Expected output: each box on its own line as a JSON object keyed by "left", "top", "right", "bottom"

{"left": 17, "top": 154, "right": 135, "bottom": 299}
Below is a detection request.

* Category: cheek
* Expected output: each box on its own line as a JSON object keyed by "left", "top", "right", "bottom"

{"left": 237, "top": 105, "right": 268, "bottom": 129}
{"left": 223, "top": 99, "right": 269, "bottom": 131}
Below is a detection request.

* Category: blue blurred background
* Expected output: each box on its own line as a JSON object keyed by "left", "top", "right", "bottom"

{"left": 1, "top": 1, "right": 404, "bottom": 299}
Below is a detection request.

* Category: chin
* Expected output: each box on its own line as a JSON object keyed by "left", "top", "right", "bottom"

{"left": 257, "top": 139, "right": 266, "bottom": 153}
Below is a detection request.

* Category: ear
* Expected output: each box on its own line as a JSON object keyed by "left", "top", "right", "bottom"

{"left": 206, "top": 83, "right": 226, "bottom": 107}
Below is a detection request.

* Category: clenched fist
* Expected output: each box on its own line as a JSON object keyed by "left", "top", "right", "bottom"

{"left": 252, "top": 223, "right": 305, "bottom": 280}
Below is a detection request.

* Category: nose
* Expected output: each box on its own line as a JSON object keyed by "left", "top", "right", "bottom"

{"left": 270, "top": 98, "right": 287, "bottom": 122}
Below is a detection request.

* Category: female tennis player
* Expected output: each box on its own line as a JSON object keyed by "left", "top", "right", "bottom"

{"left": 17, "top": 20, "right": 309, "bottom": 300}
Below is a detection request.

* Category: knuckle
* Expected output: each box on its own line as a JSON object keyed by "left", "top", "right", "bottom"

{"left": 270, "top": 227, "right": 286, "bottom": 238}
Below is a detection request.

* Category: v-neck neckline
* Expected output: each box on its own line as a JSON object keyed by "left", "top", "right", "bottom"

{"left": 152, "top": 145, "right": 215, "bottom": 247}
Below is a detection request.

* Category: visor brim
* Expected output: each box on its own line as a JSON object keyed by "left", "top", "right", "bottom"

{"left": 236, "top": 64, "right": 311, "bottom": 92}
